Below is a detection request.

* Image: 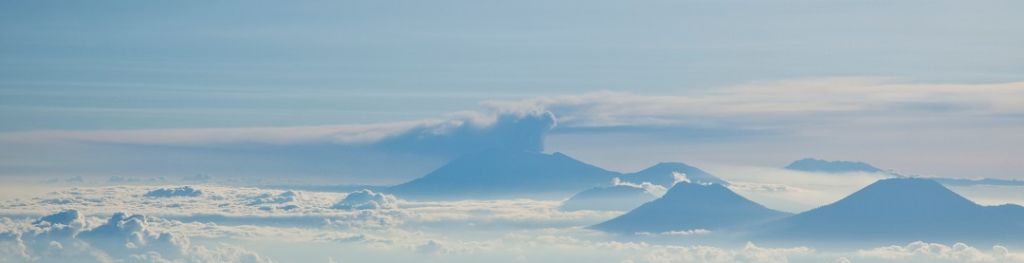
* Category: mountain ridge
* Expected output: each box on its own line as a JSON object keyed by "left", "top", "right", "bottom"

{"left": 756, "top": 178, "right": 1024, "bottom": 243}
{"left": 592, "top": 182, "right": 789, "bottom": 234}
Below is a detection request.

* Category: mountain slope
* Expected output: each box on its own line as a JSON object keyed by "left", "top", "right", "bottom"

{"left": 560, "top": 185, "right": 659, "bottom": 211}
{"left": 784, "top": 158, "right": 1024, "bottom": 187}
{"left": 759, "top": 178, "right": 1024, "bottom": 242}
{"left": 389, "top": 149, "right": 620, "bottom": 199}
{"left": 784, "top": 158, "right": 883, "bottom": 173}
{"left": 592, "top": 182, "right": 789, "bottom": 233}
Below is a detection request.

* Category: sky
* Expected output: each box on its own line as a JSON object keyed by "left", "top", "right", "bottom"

{"left": 1, "top": 0, "right": 1023, "bottom": 180}
{"left": 2, "top": 1, "right": 1022, "bottom": 126}
{"left": 3, "top": 2, "right": 1024, "bottom": 263}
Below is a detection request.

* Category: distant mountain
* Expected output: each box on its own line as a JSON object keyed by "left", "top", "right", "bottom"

{"left": 758, "top": 178, "right": 1024, "bottom": 243}
{"left": 592, "top": 182, "right": 789, "bottom": 234}
{"left": 624, "top": 162, "right": 728, "bottom": 187}
{"left": 784, "top": 158, "right": 883, "bottom": 173}
{"left": 389, "top": 149, "right": 620, "bottom": 199}
{"left": 560, "top": 185, "right": 659, "bottom": 211}
{"left": 785, "top": 158, "right": 1024, "bottom": 187}
{"left": 922, "top": 177, "right": 1024, "bottom": 187}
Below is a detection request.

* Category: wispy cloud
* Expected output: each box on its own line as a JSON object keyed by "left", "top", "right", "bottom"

{"left": 0, "top": 111, "right": 555, "bottom": 182}
{"left": 485, "top": 78, "right": 1024, "bottom": 129}
{"left": 2, "top": 78, "right": 1022, "bottom": 181}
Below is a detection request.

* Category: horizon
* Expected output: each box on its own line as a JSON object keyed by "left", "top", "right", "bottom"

{"left": 2, "top": 1, "right": 1023, "bottom": 262}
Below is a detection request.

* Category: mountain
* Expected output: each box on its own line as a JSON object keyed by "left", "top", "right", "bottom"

{"left": 592, "top": 182, "right": 789, "bottom": 234}
{"left": 560, "top": 185, "right": 659, "bottom": 211}
{"left": 624, "top": 162, "right": 728, "bottom": 186}
{"left": 785, "top": 158, "right": 1024, "bottom": 187}
{"left": 784, "top": 158, "right": 883, "bottom": 173}
{"left": 758, "top": 178, "right": 1024, "bottom": 243}
{"left": 389, "top": 149, "right": 620, "bottom": 199}
{"left": 931, "top": 177, "right": 1024, "bottom": 186}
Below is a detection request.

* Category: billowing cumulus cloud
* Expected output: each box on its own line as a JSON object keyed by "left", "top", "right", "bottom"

{"left": 144, "top": 186, "right": 204, "bottom": 198}
{"left": 247, "top": 190, "right": 304, "bottom": 205}
{"left": 0, "top": 210, "right": 274, "bottom": 263}
{"left": 0, "top": 185, "right": 616, "bottom": 229}
{"left": 5, "top": 183, "right": 1024, "bottom": 263}
{"left": 332, "top": 190, "right": 399, "bottom": 210}
{"left": 857, "top": 241, "right": 1024, "bottom": 263}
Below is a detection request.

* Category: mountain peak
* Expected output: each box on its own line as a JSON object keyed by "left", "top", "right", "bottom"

{"left": 829, "top": 178, "right": 977, "bottom": 209}
{"left": 559, "top": 185, "right": 658, "bottom": 211}
{"left": 784, "top": 158, "right": 882, "bottom": 173}
{"left": 759, "top": 177, "right": 1024, "bottom": 242}
{"left": 390, "top": 149, "right": 619, "bottom": 200}
{"left": 592, "top": 182, "right": 788, "bottom": 233}
{"left": 639, "top": 162, "right": 700, "bottom": 173}
{"left": 627, "top": 162, "right": 728, "bottom": 186}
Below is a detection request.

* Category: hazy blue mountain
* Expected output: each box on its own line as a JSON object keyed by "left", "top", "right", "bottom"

{"left": 560, "top": 185, "right": 659, "bottom": 211}
{"left": 927, "top": 177, "right": 1024, "bottom": 187}
{"left": 592, "top": 182, "right": 789, "bottom": 234}
{"left": 784, "top": 158, "right": 883, "bottom": 173}
{"left": 786, "top": 158, "right": 1024, "bottom": 187}
{"left": 758, "top": 178, "right": 1024, "bottom": 243}
{"left": 389, "top": 149, "right": 620, "bottom": 199}
{"left": 624, "top": 162, "right": 728, "bottom": 186}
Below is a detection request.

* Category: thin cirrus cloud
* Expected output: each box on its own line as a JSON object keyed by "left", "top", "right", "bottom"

{"left": 1, "top": 78, "right": 1022, "bottom": 181}
{"left": 0, "top": 110, "right": 556, "bottom": 183}
{"left": 483, "top": 78, "right": 1024, "bottom": 129}
{"left": 500, "top": 78, "right": 1024, "bottom": 178}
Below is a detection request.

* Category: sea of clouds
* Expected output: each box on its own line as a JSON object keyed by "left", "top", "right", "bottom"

{"left": 2, "top": 183, "right": 1023, "bottom": 263}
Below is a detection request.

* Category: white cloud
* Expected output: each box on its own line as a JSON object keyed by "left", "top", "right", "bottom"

{"left": 671, "top": 172, "right": 690, "bottom": 185}
{"left": 332, "top": 190, "right": 399, "bottom": 210}
{"left": 0, "top": 111, "right": 557, "bottom": 182}
{"left": 858, "top": 241, "right": 1024, "bottom": 263}
{"left": 144, "top": 186, "right": 203, "bottom": 198}
{"left": 495, "top": 229, "right": 814, "bottom": 263}
{"left": 0, "top": 111, "right": 555, "bottom": 149}
{"left": 0, "top": 210, "right": 274, "bottom": 263}
{"left": 635, "top": 229, "right": 711, "bottom": 237}
{"left": 0, "top": 185, "right": 617, "bottom": 230}
{"left": 628, "top": 242, "right": 813, "bottom": 263}
{"left": 612, "top": 177, "right": 669, "bottom": 196}
{"left": 248, "top": 190, "right": 304, "bottom": 205}
{"left": 6, "top": 183, "right": 1024, "bottom": 263}
{"left": 484, "top": 79, "right": 1024, "bottom": 129}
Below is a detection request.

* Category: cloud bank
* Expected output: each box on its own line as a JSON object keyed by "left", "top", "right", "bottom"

{"left": 858, "top": 241, "right": 1024, "bottom": 263}
{"left": 3, "top": 183, "right": 1024, "bottom": 263}
{"left": 2, "top": 78, "right": 1022, "bottom": 181}
{"left": 485, "top": 78, "right": 1024, "bottom": 129}
{"left": 332, "top": 190, "right": 399, "bottom": 210}
{"left": 0, "top": 210, "right": 274, "bottom": 263}
{"left": 144, "top": 186, "right": 204, "bottom": 198}
{"left": 0, "top": 111, "right": 556, "bottom": 183}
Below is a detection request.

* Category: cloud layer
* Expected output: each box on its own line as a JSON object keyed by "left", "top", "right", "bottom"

{"left": 3, "top": 183, "right": 1024, "bottom": 263}
{"left": 0, "top": 210, "right": 274, "bottom": 263}
{"left": 485, "top": 78, "right": 1024, "bottom": 129}
{"left": 0, "top": 111, "right": 556, "bottom": 183}
{"left": 2, "top": 78, "right": 1022, "bottom": 182}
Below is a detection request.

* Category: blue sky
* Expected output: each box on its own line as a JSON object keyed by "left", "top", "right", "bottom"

{"left": 1, "top": 0, "right": 1023, "bottom": 181}
{"left": 2, "top": 0, "right": 1022, "bottom": 131}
